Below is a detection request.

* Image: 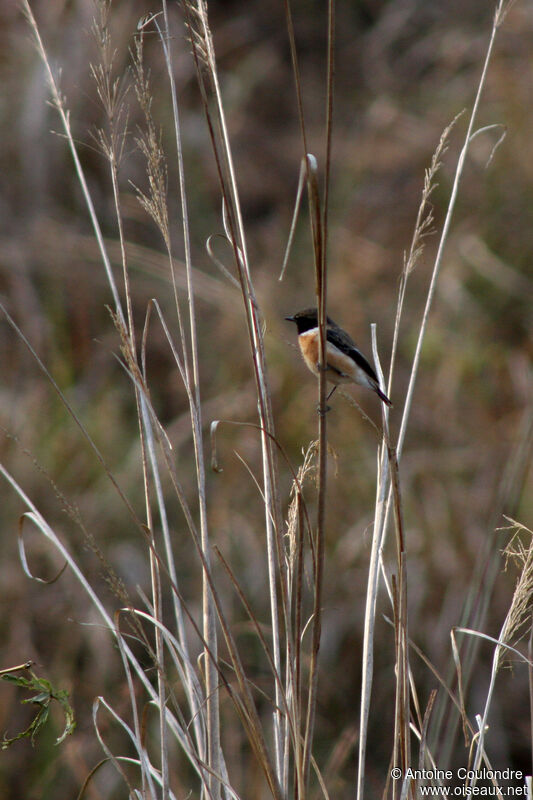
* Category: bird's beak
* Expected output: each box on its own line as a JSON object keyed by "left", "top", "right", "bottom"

{"left": 285, "top": 315, "right": 295, "bottom": 322}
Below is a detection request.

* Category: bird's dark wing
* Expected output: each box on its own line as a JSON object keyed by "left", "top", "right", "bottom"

{"left": 326, "top": 326, "right": 378, "bottom": 382}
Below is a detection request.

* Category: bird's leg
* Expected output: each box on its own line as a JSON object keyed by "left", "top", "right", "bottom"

{"left": 326, "top": 385, "right": 337, "bottom": 402}
{"left": 317, "top": 384, "right": 336, "bottom": 415}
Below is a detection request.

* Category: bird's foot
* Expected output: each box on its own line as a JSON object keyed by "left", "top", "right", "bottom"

{"left": 317, "top": 402, "right": 331, "bottom": 416}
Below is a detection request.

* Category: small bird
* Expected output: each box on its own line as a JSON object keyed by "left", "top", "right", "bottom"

{"left": 285, "top": 307, "right": 392, "bottom": 406}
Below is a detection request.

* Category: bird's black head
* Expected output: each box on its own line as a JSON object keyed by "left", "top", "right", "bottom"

{"left": 285, "top": 307, "right": 335, "bottom": 334}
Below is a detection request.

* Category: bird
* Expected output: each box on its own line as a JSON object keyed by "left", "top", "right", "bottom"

{"left": 285, "top": 307, "right": 392, "bottom": 407}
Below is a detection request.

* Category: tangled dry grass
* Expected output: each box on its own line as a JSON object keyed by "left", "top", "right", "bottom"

{"left": 0, "top": 1, "right": 531, "bottom": 798}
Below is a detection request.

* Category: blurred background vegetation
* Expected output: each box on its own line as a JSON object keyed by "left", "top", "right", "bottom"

{"left": 0, "top": 0, "right": 531, "bottom": 797}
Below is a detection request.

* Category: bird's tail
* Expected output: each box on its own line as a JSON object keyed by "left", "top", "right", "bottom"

{"left": 374, "top": 382, "right": 393, "bottom": 407}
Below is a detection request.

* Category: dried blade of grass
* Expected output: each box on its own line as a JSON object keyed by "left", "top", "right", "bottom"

{"left": 0, "top": 467, "right": 200, "bottom": 771}
{"left": 450, "top": 628, "right": 471, "bottom": 748}
{"left": 91, "top": 20, "right": 175, "bottom": 792}
{"left": 500, "top": 520, "right": 533, "bottom": 660}
{"left": 140, "top": 299, "right": 191, "bottom": 408}
{"left": 114, "top": 610, "right": 161, "bottom": 799}
{"left": 209, "top": 414, "right": 320, "bottom": 795}
{"left": 4, "top": 9, "right": 207, "bottom": 764}
{"left": 454, "top": 628, "right": 533, "bottom": 667}
{"left": 407, "top": 665, "right": 423, "bottom": 737}
{"left": 133, "top": 420, "right": 290, "bottom": 798}
{"left": 360, "top": 4, "right": 511, "bottom": 785}
{"left": 302, "top": 150, "right": 328, "bottom": 797}
{"left": 202, "top": 588, "right": 284, "bottom": 800}
{"left": 183, "top": 3, "right": 290, "bottom": 785}
{"left": 21, "top": 0, "right": 124, "bottom": 325}
{"left": 138, "top": 392, "right": 207, "bottom": 768}
{"left": 293, "top": 498, "right": 306, "bottom": 782}
{"left": 129, "top": 559, "right": 270, "bottom": 795}
{"left": 77, "top": 755, "right": 180, "bottom": 800}
{"left": 387, "top": 112, "right": 461, "bottom": 397}
{"left": 131, "top": 33, "right": 171, "bottom": 255}
{"left": 123, "top": 499, "right": 283, "bottom": 799}
{"left": 388, "top": 447, "right": 410, "bottom": 794}
{"left": 32, "top": 223, "right": 236, "bottom": 307}
{"left": 97, "top": 300, "right": 214, "bottom": 672}
{"left": 206, "top": 233, "right": 241, "bottom": 289}
{"left": 383, "top": 432, "right": 411, "bottom": 788}
{"left": 283, "top": 0, "right": 310, "bottom": 156}
{"left": 90, "top": 1, "right": 132, "bottom": 337}
{"left": 472, "top": 122, "right": 507, "bottom": 168}
{"left": 130, "top": 610, "right": 205, "bottom": 705}
{"left": 21, "top": 10, "right": 174, "bottom": 785}
{"left": 435, "top": 410, "right": 533, "bottom": 763}
{"left": 381, "top": 615, "right": 475, "bottom": 745}
{"left": 271, "top": 80, "right": 328, "bottom": 787}
{"left": 213, "top": 547, "right": 297, "bottom": 739}
{"left": 131, "top": 34, "right": 205, "bottom": 686}
{"left": 391, "top": 574, "right": 401, "bottom": 800}
{"left": 0, "top": 301, "right": 142, "bottom": 527}
{"left": 279, "top": 157, "right": 307, "bottom": 281}
{"left": 137, "top": 12, "right": 210, "bottom": 479}
{"left": 400, "top": 776, "right": 412, "bottom": 800}
{"left": 209, "top": 419, "right": 315, "bottom": 554}
{"left": 118, "top": 359, "right": 205, "bottom": 558}
{"left": 317, "top": 31, "right": 333, "bottom": 727}
{"left": 377, "top": 5, "right": 511, "bottom": 635}
{"left": 17, "top": 516, "right": 67, "bottom": 585}
{"left": 284, "top": 441, "right": 321, "bottom": 789}
{"left": 92, "top": 697, "right": 162, "bottom": 798}
{"left": 322, "top": 0, "right": 335, "bottom": 254}
{"left": 357, "top": 327, "right": 392, "bottom": 800}
{"left": 75, "top": 758, "right": 139, "bottom": 800}
{"left": 418, "top": 690, "right": 437, "bottom": 774}
{"left": 396, "top": 0, "right": 508, "bottom": 461}
{"left": 464, "top": 520, "right": 533, "bottom": 781}
{"left": 123, "top": 609, "right": 241, "bottom": 796}
{"left": 322, "top": 725, "right": 358, "bottom": 793}
{"left": 357, "top": 449, "right": 388, "bottom": 800}
{"left": 286, "top": 441, "right": 319, "bottom": 566}
{"left": 311, "top": 752, "right": 332, "bottom": 800}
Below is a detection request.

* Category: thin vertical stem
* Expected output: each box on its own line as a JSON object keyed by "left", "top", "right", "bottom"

{"left": 357, "top": 5, "right": 506, "bottom": 796}
{"left": 158, "top": 4, "right": 219, "bottom": 794}
{"left": 185, "top": 2, "right": 290, "bottom": 791}
{"left": 302, "top": 4, "right": 335, "bottom": 794}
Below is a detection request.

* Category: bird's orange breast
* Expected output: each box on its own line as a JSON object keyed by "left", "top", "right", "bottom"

{"left": 298, "top": 329, "right": 320, "bottom": 375}
{"left": 298, "top": 328, "right": 370, "bottom": 387}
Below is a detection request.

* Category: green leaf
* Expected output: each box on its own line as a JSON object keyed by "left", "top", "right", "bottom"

{"left": 1, "top": 671, "right": 75, "bottom": 748}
